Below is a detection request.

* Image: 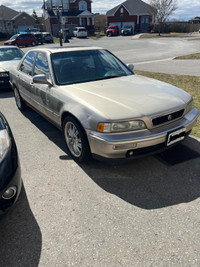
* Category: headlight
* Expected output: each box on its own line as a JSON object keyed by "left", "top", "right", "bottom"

{"left": 0, "top": 72, "right": 9, "bottom": 77}
{"left": 185, "top": 99, "right": 193, "bottom": 115}
{"left": 97, "top": 120, "right": 146, "bottom": 133}
{"left": 0, "top": 129, "right": 11, "bottom": 164}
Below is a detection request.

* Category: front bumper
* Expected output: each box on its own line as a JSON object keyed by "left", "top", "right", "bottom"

{"left": 0, "top": 159, "right": 21, "bottom": 218}
{"left": 0, "top": 117, "right": 22, "bottom": 217}
{"left": 87, "top": 108, "right": 199, "bottom": 159}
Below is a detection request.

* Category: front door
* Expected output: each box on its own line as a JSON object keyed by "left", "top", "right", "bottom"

{"left": 140, "top": 16, "right": 149, "bottom": 32}
{"left": 81, "top": 18, "right": 87, "bottom": 27}
{"left": 17, "top": 51, "right": 37, "bottom": 104}
{"left": 32, "top": 52, "right": 60, "bottom": 124}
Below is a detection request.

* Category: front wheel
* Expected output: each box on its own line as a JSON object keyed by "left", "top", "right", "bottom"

{"left": 63, "top": 116, "right": 91, "bottom": 163}
{"left": 14, "top": 87, "right": 26, "bottom": 110}
{"left": 31, "top": 41, "right": 36, "bottom": 46}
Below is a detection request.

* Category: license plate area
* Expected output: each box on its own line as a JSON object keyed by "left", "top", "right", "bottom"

{"left": 167, "top": 128, "right": 186, "bottom": 146}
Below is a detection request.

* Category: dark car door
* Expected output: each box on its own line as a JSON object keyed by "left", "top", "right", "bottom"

{"left": 17, "top": 51, "right": 37, "bottom": 104}
{"left": 16, "top": 34, "right": 25, "bottom": 46}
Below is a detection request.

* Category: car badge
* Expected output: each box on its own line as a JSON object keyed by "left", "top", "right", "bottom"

{"left": 168, "top": 114, "right": 172, "bottom": 121}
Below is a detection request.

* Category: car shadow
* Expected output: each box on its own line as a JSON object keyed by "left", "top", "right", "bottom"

{"left": 22, "top": 108, "right": 67, "bottom": 154}
{"left": 0, "top": 184, "right": 42, "bottom": 266}
{"left": 22, "top": 108, "right": 200, "bottom": 210}
{"left": 0, "top": 90, "right": 13, "bottom": 98}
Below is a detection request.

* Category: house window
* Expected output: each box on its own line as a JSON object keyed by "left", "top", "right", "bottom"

{"left": 79, "top": 0, "right": 87, "bottom": 11}
{"left": 120, "top": 8, "right": 124, "bottom": 13}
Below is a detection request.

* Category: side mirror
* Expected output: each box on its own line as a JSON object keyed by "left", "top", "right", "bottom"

{"left": 127, "top": 63, "right": 134, "bottom": 72}
{"left": 32, "top": 74, "right": 52, "bottom": 86}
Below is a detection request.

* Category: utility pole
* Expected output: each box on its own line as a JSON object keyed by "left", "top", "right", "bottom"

{"left": 57, "top": 8, "right": 63, "bottom": 46}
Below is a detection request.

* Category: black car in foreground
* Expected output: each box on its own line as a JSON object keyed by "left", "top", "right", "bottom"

{"left": 0, "top": 112, "right": 21, "bottom": 218}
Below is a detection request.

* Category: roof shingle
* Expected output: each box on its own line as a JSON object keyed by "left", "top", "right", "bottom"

{"left": 106, "top": 0, "right": 154, "bottom": 16}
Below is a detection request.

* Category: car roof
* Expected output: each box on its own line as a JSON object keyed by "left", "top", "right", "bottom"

{"left": 0, "top": 45, "right": 20, "bottom": 49}
{"left": 28, "top": 46, "right": 104, "bottom": 54}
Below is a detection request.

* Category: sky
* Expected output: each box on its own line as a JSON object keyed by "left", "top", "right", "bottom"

{"left": 1, "top": 0, "right": 200, "bottom": 21}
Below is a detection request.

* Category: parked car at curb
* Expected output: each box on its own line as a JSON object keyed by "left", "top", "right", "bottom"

{"left": 0, "top": 46, "right": 24, "bottom": 90}
{"left": 0, "top": 112, "right": 22, "bottom": 218}
{"left": 106, "top": 25, "right": 119, "bottom": 36}
{"left": 4, "top": 33, "right": 37, "bottom": 47}
{"left": 33, "top": 33, "right": 44, "bottom": 45}
{"left": 9, "top": 47, "right": 199, "bottom": 163}
{"left": 41, "top": 32, "right": 54, "bottom": 43}
{"left": 73, "top": 27, "right": 88, "bottom": 38}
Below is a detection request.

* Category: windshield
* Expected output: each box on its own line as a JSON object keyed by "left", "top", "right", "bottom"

{"left": 10, "top": 35, "right": 18, "bottom": 40}
{"left": 51, "top": 49, "right": 133, "bottom": 85}
{"left": 123, "top": 25, "right": 131, "bottom": 29}
{"left": 0, "top": 48, "right": 24, "bottom": 62}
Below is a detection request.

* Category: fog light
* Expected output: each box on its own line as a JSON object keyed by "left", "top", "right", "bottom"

{"left": 2, "top": 186, "right": 17, "bottom": 200}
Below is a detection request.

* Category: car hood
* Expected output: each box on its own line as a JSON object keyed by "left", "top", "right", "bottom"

{"left": 64, "top": 74, "right": 192, "bottom": 120}
{"left": 0, "top": 60, "right": 20, "bottom": 72}
{"left": 4, "top": 40, "right": 14, "bottom": 44}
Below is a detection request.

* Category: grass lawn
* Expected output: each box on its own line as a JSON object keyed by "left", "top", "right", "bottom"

{"left": 175, "top": 53, "right": 200, "bottom": 60}
{"left": 135, "top": 70, "right": 200, "bottom": 138}
{"left": 188, "top": 38, "right": 200, "bottom": 41}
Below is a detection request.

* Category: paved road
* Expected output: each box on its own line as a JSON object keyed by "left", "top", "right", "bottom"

{"left": 0, "top": 36, "right": 200, "bottom": 266}
{"left": 22, "top": 33, "right": 200, "bottom": 76}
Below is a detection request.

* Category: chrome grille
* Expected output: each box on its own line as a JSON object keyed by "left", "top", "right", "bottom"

{"left": 152, "top": 109, "right": 184, "bottom": 126}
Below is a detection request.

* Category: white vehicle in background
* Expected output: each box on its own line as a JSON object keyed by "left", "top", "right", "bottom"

{"left": 0, "top": 46, "right": 24, "bottom": 90}
{"left": 73, "top": 27, "right": 87, "bottom": 38}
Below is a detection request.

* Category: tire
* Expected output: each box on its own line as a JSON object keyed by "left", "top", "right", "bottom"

{"left": 14, "top": 87, "right": 26, "bottom": 111}
{"left": 31, "top": 41, "right": 36, "bottom": 46}
{"left": 63, "top": 116, "right": 91, "bottom": 163}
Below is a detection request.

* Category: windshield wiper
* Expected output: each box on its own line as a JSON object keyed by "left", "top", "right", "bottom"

{"left": 95, "top": 75, "right": 125, "bottom": 81}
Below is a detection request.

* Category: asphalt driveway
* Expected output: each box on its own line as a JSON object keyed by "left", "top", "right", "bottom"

{"left": 0, "top": 35, "right": 200, "bottom": 266}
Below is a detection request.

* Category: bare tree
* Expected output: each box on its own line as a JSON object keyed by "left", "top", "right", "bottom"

{"left": 149, "top": 0, "right": 178, "bottom": 35}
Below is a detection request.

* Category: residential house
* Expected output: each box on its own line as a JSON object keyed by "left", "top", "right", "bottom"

{"left": 189, "top": 17, "right": 200, "bottom": 24}
{"left": 43, "top": 0, "right": 95, "bottom": 36}
{"left": 0, "top": 5, "right": 37, "bottom": 35}
{"left": 106, "top": 0, "right": 155, "bottom": 33}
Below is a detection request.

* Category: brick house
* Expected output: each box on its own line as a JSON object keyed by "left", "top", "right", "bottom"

{"left": 106, "top": 0, "right": 155, "bottom": 33}
{"left": 43, "top": 0, "right": 95, "bottom": 36}
{"left": 0, "top": 5, "right": 37, "bottom": 35}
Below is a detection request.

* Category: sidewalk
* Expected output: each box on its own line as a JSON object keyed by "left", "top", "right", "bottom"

{"left": 134, "top": 58, "right": 200, "bottom": 76}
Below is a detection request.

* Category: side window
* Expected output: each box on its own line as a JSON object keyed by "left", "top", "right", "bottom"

{"left": 33, "top": 52, "right": 50, "bottom": 79}
{"left": 20, "top": 51, "right": 36, "bottom": 76}
{"left": 79, "top": 0, "right": 87, "bottom": 11}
